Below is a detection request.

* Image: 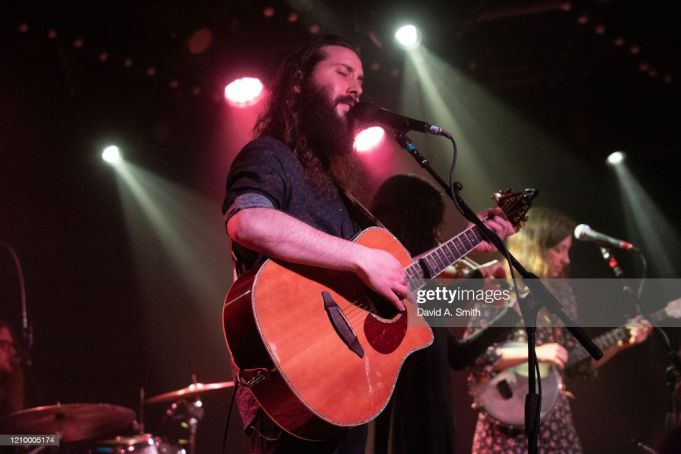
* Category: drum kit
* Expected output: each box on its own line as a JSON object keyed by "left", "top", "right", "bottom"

{"left": 0, "top": 380, "right": 235, "bottom": 453}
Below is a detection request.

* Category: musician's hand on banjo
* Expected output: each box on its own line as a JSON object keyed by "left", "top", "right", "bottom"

{"left": 477, "top": 260, "right": 509, "bottom": 280}
{"left": 536, "top": 343, "right": 569, "bottom": 370}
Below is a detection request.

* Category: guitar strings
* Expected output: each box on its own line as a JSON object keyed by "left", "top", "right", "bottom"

{"left": 337, "top": 196, "right": 527, "bottom": 330}
{"left": 343, "top": 302, "right": 369, "bottom": 318}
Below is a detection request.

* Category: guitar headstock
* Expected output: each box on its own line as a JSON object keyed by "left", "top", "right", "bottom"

{"left": 664, "top": 298, "right": 681, "bottom": 319}
{"left": 492, "top": 188, "right": 538, "bottom": 232}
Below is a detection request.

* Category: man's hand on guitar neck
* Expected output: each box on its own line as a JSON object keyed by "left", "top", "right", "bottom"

{"left": 227, "top": 208, "right": 407, "bottom": 311}
{"left": 468, "top": 208, "right": 517, "bottom": 254}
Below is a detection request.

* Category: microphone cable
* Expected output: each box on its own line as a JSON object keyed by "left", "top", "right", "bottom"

{"left": 220, "top": 380, "right": 239, "bottom": 454}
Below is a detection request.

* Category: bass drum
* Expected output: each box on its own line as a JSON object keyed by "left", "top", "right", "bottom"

{"left": 89, "top": 434, "right": 182, "bottom": 454}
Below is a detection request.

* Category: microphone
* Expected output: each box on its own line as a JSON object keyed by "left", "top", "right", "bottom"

{"left": 574, "top": 224, "right": 638, "bottom": 251}
{"left": 350, "top": 102, "right": 450, "bottom": 137}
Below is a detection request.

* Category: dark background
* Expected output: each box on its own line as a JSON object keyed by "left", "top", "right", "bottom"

{"left": 0, "top": 0, "right": 679, "bottom": 452}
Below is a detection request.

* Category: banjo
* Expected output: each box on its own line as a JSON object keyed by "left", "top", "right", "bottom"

{"left": 469, "top": 298, "right": 681, "bottom": 428}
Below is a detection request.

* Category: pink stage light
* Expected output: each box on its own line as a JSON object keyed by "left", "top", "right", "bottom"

{"left": 224, "top": 77, "right": 265, "bottom": 108}
{"left": 354, "top": 127, "right": 386, "bottom": 153}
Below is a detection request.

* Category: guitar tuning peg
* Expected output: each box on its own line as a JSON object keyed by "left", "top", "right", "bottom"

{"left": 492, "top": 188, "right": 514, "bottom": 201}
{"left": 524, "top": 188, "right": 539, "bottom": 201}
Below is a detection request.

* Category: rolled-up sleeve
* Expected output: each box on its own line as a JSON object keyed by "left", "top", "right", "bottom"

{"left": 223, "top": 193, "right": 275, "bottom": 225}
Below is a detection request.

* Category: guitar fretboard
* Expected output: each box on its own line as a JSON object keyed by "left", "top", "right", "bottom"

{"left": 405, "top": 226, "right": 485, "bottom": 292}
{"left": 567, "top": 305, "right": 668, "bottom": 368}
{"left": 567, "top": 328, "right": 627, "bottom": 368}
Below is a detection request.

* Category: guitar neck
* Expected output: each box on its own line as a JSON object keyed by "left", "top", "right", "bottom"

{"left": 566, "top": 305, "right": 668, "bottom": 368}
{"left": 649, "top": 307, "right": 671, "bottom": 325}
{"left": 566, "top": 328, "right": 628, "bottom": 368}
{"left": 405, "top": 225, "right": 484, "bottom": 291}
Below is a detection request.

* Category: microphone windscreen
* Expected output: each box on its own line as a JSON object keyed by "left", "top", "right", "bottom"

{"left": 573, "top": 224, "right": 591, "bottom": 240}
{"left": 349, "top": 102, "right": 379, "bottom": 122}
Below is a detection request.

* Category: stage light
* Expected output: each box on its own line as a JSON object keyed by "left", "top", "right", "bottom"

{"left": 613, "top": 161, "right": 680, "bottom": 275}
{"left": 187, "top": 28, "right": 213, "bottom": 55}
{"left": 102, "top": 146, "right": 122, "bottom": 165}
{"left": 395, "top": 25, "right": 421, "bottom": 50}
{"left": 354, "top": 127, "right": 385, "bottom": 153}
{"left": 606, "top": 151, "right": 626, "bottom": 166}
{"left": 224, "top": 77, "right": 265, "bottom": 108}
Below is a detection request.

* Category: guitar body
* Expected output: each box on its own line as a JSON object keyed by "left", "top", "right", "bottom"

{"left": 469, "top": 341, "right": 562, "bottom": 429}
{"left": 222, "top": 227, "right": 434, "bottom": 440}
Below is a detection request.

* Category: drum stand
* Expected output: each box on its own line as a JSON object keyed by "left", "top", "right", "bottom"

{"left": 162, "top": 396, "right": 204, "bottom": 454}
{"left": 144, "top": 377, "right": 234, "bottom": 453}
{"left": 186, "top": 398, "right": 203, "bottom": 454}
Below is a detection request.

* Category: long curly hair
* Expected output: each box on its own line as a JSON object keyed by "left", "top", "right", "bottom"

{"left": 506, "top": 207, "right": 576, "bottom": 279}
{"left": 371, "top": 175, "right": 445, "bottom": 257}
{"left": 254, "top": 36, "right": 361, "bottom": 191}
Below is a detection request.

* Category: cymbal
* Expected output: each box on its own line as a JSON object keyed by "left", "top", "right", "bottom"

{"left": 98, "top": 434, "right": 188, "bottom": 446}
{"left": 0, "top": 403, "right": 136, "bottom": 442}
{"left": 145, "top": 381, "right": 235, "bottom": 404}
{"left": 97, "top": 433, "right": 153, "bottom": 446}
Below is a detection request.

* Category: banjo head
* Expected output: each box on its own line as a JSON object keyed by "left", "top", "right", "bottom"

{"left": 469, "top": 342, "right": 563, "bottom": 429}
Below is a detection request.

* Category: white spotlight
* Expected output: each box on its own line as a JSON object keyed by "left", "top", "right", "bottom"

{"left": 224, "top": 77, "right": 265, "bottom": 108}
{"left": 354, "top": 127, "right": 386, "bottom": 153}
{"left": 395, "top": 25, "right": 420, "bottom": 49}
{"left": 102, "top": 145, "right": 122, "bottom": 165}
{"left": 606, "top": 151, "right": 626, "bottom": 166}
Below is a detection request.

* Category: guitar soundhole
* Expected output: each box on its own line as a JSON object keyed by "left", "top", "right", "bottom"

{"left": 363, "top": 310, "right": 408, "bottom": 354}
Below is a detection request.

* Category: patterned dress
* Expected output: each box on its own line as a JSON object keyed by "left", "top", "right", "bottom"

{"left": 465, "top": 283, "right": 592, "bottom": 454}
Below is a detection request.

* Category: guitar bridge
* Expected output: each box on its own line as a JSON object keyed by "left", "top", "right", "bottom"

{"left": 322, "top": 291, "right": 365, "bottom": 358}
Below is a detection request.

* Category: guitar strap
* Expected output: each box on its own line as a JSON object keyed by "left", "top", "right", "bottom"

{"left": 334, "top": 181, "right": 387, "bottom": 230}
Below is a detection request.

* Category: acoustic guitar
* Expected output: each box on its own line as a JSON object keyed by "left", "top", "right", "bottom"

{"left": 223, "top": 188, "right": 536, "bottom": 440}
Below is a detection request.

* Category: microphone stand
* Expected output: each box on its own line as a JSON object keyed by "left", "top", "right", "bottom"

{"left": 598, "top": 247, "right": 681, "bottom": 430}
{"left": 393, "top": 130, "right": 603, "bottom": 453}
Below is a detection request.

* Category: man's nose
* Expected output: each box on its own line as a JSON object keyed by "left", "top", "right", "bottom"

{"left": 348, "top": 80, "right": 362, "bottom": 98}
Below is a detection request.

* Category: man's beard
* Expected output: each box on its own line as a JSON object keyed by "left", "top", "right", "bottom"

{"left": 299, "top": 81, "right": 356, "bottom": 162}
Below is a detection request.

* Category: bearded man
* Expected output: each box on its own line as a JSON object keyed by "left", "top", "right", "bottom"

{"left": 222, "top": 36, "right": 514, "bottom": 453}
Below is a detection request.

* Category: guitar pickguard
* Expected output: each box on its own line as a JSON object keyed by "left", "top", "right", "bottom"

{"left": 364, "top": 311, "right": 408, "bottom": 354}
